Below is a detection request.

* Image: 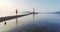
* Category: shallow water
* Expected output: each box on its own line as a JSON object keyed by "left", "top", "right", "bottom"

{"left": 0, "top": 14, "right": 60, "bottom": 32}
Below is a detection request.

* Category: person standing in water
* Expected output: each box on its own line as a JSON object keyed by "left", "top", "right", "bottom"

{"left": 16, "top": 9, "right": 18, "bottom": 25}
{"left": 16, "top": 9, "right": 18, "bottom": 16}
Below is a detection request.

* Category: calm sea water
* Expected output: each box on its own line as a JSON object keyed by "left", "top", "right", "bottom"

{"left": 0, "top": 14, "right": 60, "bottom": 32}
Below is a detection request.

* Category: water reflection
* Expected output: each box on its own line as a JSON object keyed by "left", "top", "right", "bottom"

{"left": 33, "top": 14, "right": 35, "bottom": 21}
{"left": 8, "top": 14, "right": 60, "bottom": 32}
{"left": 16, "top": 17, "right": 18, "bottom": 25}
{"left": 0, "top": 14, "right": 60, "bottom": 32}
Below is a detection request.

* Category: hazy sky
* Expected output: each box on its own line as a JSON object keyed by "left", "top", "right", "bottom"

{"left": 0, "top": 0, "right": 60, "bottom": 15}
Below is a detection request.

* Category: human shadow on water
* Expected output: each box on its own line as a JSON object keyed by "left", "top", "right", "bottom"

{"left": 9, "top": 20, "right": 60, "bottom": 32}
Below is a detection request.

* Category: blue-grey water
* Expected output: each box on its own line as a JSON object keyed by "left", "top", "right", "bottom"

{"left": 0, "top": 14, "right": 60, "bottom": 32}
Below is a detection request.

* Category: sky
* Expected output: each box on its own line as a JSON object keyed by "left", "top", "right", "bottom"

{"left": 0, "top": 0, "right": 60, "bottom": 16}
